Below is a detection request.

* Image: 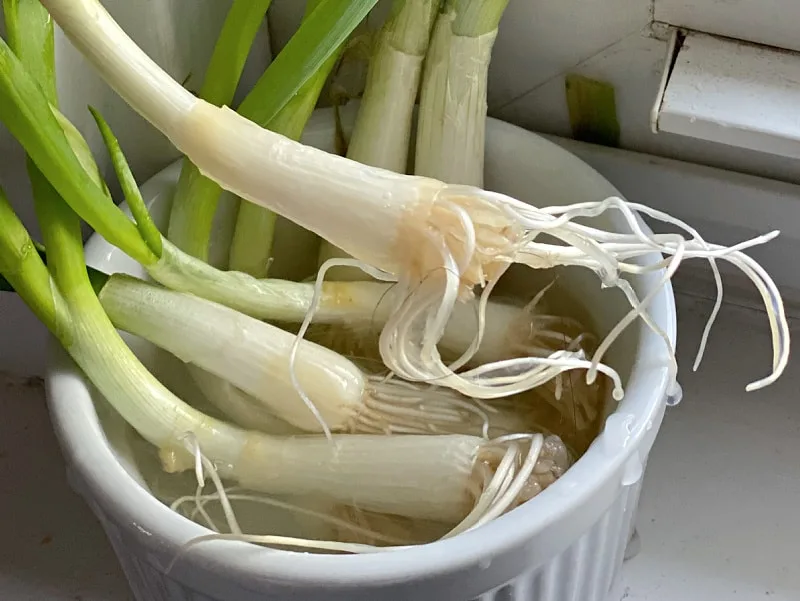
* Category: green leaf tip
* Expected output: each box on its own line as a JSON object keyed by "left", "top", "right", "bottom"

{"left": 88, "top": 106, "right": 164, "bottom": 258}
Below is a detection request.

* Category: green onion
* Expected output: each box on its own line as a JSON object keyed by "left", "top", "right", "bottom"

{"left": 414, "top": 0, "right": 510, "bottom": 186}
{"left": 2, "top": 0, "right": 557, "bottom": 529}
{"left": 163, "top": 0, "right": 380, "bottom": 262}
{"left": 318, "top": 0, "right": 441, "bottom": 278}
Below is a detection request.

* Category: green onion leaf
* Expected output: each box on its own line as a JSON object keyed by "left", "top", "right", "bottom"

{"left": 0, "top": 36, "right": 156, "bottom": 266}
{"left": 0, "top": 184, "right": 61, "bottom": 332}
{"left": 199, "top": 0, "right": 273, "bottom": 107}
{"left": 239, "top": 0, "right": 379, "bottom": 125}
{"left": 89, "top": 106, "right": 163, "bottom": 257}
{"left": 2, "top": 0, "right": 56, "bottom": 105}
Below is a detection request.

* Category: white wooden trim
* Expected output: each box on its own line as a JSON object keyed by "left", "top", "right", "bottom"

{"left": 655, "top": 0, "right": 800, "bottom": 54}
{"left": 653, "top": 32, "right": 800, "bottom": 160}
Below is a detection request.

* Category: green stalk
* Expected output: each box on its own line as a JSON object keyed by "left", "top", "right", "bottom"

{"left": 0, "top": 185, "right": 64, "bottom": 335}
{"left": 448, "top": 0, "right": 509, "bottom": 36}
{"left": 0, "top": 0, "right": 75, "bottom": 335}
{"left": 4, "top": 0, "right": 105, "bottom": 195}
{"left": 166, "top": 0, "right": 272, "bottom": 259}
{"left": 0, "top": 35, "right": 156, "bottom": 266}
{"left": 236, "top": 0, "right": 378, "bottom": 125}
{"left": 1, "top": 0, "right": 106, "bottom": 337}
{"left": 2, "top": 0, "right": 56, "bottom": 102}
{"left": 414, "top": 0, "right": 510, "bottom": 186}
{"left": 4, "top": 0, "right": 244, "bottom": 465}
{"left": 28, "top": 166, "right": 92, "bottom": 306}
{"left": 227, "top": 0, "right": 343, "bottom": 278}
{"left": 198, "top": 1, "right": 273, "bottom": 108}
{"left": 166, "top": 0, "right": 380, "bottom": 261}
{"left": 89, "top": 106, "right": 163, "bottom": 257}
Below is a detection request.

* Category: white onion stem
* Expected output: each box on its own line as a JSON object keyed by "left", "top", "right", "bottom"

{"left": 319, "top": 0, "right": 441, "bottom": 278}
{"left": 99, "top": 274, "right": 532, "bottom": 437}
{"left": 100, "top": 274, "right": 362, "bottom": 435}
{"left": 415, "top": 8, "right": 497, "bottom": 187}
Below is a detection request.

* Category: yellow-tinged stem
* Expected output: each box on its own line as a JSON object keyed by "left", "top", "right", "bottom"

{"left": 449, "top": 0, "right": 510, "bottom": 36}
{"left": 0, "top": 183, "right": 65, "bottom": 336}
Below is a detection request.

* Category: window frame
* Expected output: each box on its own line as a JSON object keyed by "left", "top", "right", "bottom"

{"left": 655, "top": 0, "right": 800, "bottom": 54}
{"left": 652, "top": 28, "right": 800, "bottom": 159}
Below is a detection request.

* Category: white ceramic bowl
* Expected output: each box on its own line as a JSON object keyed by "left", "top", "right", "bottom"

{"left": 45, "top": 109, "right": 677, "bottom": 601}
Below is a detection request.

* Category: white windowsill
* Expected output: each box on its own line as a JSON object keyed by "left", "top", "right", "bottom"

{"left": 653, "top": 31, "right": 800, "bottom": 160}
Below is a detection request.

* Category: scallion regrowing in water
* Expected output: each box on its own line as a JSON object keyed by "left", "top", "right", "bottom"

{"left": 0, "top": 0, "right": 791, "bottom": 557}
{"left": 0, "top": 0, "right": 575, "bottom": 551}
{"left": 0, "top": 4, "right": 625, "bottom": 420}
{"left": 36, "top": 0, "right": 789, "bottom": 403}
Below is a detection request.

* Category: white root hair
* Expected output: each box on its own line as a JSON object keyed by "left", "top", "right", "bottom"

{"left": 360, "top": 188, "right": 788, "bottom": 398}
{"left": 172, "top": 489, "right": 410, "bottom": 545}
{"left": 288, "top": 188, "right": 786, "bottom": 410}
